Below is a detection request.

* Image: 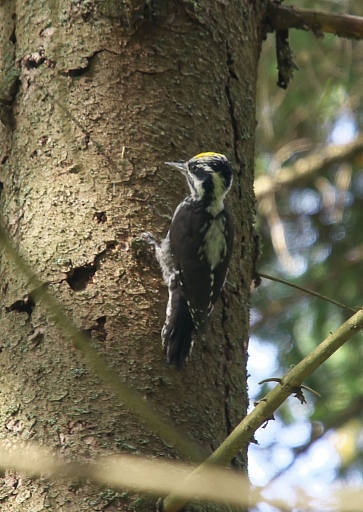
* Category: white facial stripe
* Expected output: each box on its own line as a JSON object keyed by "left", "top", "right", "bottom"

{"left": 206, "top": 172, "right": 232, "bottom": 215}
{"left": 198, "top": 163, "right": 213, "bottom": 173}
{"left": 188, "top": 173, "right": 205, "bottom": 200}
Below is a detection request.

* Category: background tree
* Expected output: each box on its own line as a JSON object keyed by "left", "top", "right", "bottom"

{"left": 0, "top": 0, "right": 262, "bottom": 511}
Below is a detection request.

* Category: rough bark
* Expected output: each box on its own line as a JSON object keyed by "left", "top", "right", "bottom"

{"left": 0, "top": 0, "right": 263, "bottom": 510}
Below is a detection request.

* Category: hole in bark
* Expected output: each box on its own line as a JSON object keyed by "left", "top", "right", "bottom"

{"left": 105, "top": 241, "right": 117, "bottom": 251}
{"left": 94, "top": 211, "right": 107, "bottom": 223}
{"left": 81, "top": 11, "right": 92, "bottom": 22}
{"left": 1, "top": 156, "right": 8, "bottom": 165}
{"left": 60, "top": 56, "right": 93, "bottom": 78}
{"left": 82, "top": 316, "right": 107, "bottom": 342}
{"left": 95, "top": 316, "right": 107, "bottom": 340}
{"left": 61, "top": 67, "right": 89, "bottom": 78}
{"left": 23, "top": 53, "right": 46, "bottom": 69}
{"left": 66, "top": 265, "right": 97, "bottom": 292}
{"left": 9, "top": 27, "right": 16, "bottom": 44}
{"left": 96, "top": 316, "right": 106, "bottom": 327}
{"left": 6, "top": 294, "right": 35, "bottom": 315}
{"left": 39, "top": 135, "right": 49, "bottom": 145}
{"left": 66, "top": 242, "right": 116, "bottom": 291}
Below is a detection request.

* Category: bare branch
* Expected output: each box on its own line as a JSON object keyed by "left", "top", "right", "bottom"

{"left": 266, "top": 2, "right": 363, "bottom": 40}
{"left": 255, "top": 135, "right": 363, "bottom": 200}
{"left": 163, "top": 308, "right": 363, "bottom": 512}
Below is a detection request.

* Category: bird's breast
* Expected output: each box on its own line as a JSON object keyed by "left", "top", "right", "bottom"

{"left": 197, "top": 215, "right": 228, "bottom": 270}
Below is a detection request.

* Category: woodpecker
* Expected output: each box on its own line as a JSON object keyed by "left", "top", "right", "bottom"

{"left": 146, "top": 152, "right": 234, "bottom": 369}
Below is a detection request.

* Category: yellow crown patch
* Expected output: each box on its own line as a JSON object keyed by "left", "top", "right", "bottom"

{"left": 193, "top": 152, "right": 225, "bottom": 159}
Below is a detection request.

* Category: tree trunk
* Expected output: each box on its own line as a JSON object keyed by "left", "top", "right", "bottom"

{"left": 0, "top": 0, "right": 263, "bottom": 510}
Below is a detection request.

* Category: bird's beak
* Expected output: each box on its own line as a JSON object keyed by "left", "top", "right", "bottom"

{"left": 165, "top": 161, "right": 187, "bottom": 175}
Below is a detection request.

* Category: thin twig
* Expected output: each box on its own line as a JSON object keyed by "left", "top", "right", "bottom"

{"left": 259, "top": 272, "right": 358, "bottom": 313}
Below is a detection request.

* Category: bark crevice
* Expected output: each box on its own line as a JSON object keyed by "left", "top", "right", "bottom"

{"left": 65, "top": 242, "right": 118, "bottom": 291}
{"left": 225, "top": 47, "right": 240, "bottom": 166}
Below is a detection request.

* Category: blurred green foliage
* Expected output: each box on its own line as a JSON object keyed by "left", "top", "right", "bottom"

{"left": 252, "top": 0, "right": 363, "bottom": 484}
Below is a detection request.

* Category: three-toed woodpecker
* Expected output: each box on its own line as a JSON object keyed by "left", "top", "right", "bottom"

{"left": 149, "top": 152, "right": 234, "bottom": 368}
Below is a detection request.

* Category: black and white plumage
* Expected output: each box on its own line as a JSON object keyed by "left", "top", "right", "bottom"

{"left": 154, "top": 152, "right": 234, "bottom": 369}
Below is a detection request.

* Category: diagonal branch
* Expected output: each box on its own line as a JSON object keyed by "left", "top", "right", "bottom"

{"left": 255, "top": 135, "right": 363, "bottom": 200}
{"left": 266, "top": 2, "right": 363, "bottom": 40}
{"left": 163, "top": 307, "right": 363, "bottom": 512}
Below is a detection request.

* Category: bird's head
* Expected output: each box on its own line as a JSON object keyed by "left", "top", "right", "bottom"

{"left": 165, "top": 152, "right": 233, "bottom": 214}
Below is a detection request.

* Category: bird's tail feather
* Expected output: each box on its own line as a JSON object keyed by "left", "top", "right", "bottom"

{"left": 162, "top": 276, "right": 194, "bottom": 369}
